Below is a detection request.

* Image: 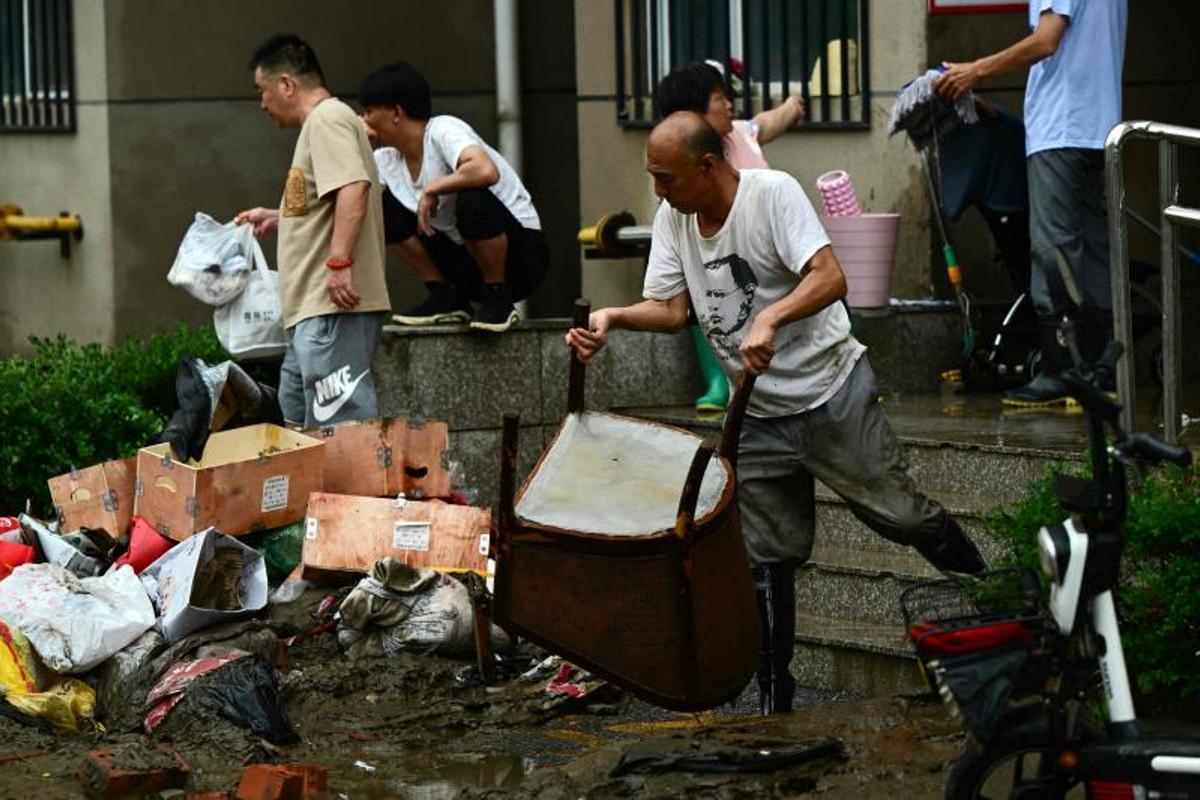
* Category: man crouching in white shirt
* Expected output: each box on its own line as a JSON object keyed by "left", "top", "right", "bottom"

{"left": 566, "top": 112, "right": 988, "bottom": 715}
{"left": 360, "top": 62, "right": 549, "bottom": 333}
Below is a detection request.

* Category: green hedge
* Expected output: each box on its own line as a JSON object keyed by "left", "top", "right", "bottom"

{"left": 983, "top": 462, "right": 1200, "bottom": 703}
{"left": 0, "top": 325, "right": 229, "bottom": 515}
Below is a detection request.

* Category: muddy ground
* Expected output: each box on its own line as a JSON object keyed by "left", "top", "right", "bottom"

{"left": 0, "top": 587, "right": 968, "bottom": 799}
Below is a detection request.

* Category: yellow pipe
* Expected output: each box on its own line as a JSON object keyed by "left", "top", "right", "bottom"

{"left": 4, "top": 214, "right": 82, "bottom": 234}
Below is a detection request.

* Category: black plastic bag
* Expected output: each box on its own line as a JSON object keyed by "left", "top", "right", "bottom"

{"left": 188, "top": 656, "right": 298, "bottom": 745}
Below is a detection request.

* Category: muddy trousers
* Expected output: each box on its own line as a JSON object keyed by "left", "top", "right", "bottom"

{"left": 737, "top": 357, "right": 980, "bottom": 713}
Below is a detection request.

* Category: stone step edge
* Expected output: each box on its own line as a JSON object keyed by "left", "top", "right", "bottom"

{"left": 800, "top": 551, "right": 938, "bottom": 582}
{"left": 615, "top": 406, "right": 1086, "bottom": 463}
{"left": 795, "top": 614, "right": 917, "bottom": 660}
{"left": 814, "top": 486, "right": 1003, "bottom": 520}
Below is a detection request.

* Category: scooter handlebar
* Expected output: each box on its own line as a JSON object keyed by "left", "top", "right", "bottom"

{"left": 1119, "top": 432, "right": 1193, "bottom": 469}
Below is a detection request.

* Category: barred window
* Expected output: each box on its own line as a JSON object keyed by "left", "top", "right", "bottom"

{"left": 0, "top": 0, "right": 75, "bottom": 133}
{"left": 615, "top": 0, "right": 870, "bottom": 130}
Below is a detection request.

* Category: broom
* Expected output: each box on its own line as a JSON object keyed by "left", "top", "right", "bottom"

{"left": 888, "top": 68, "right": 980, "bottom": 362}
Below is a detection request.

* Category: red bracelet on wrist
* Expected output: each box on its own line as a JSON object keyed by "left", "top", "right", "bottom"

{"left": 326, "top": 256, "right": 354, "bottom": 271}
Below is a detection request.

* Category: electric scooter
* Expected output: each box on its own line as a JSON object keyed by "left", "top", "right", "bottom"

{"left": 901, "top": 327, "right": 1198, "bottom": 798}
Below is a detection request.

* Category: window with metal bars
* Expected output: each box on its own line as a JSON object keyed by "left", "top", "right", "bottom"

{"left": 0, "top": 0, "right": 75, "bottom": 133}
{"left": 615, "top": 0, "right": 870, "bottom": 130}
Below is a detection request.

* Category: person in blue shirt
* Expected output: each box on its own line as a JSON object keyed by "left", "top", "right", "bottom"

{"left": 936, "top": 0, "right": 1128, "bottom": 406}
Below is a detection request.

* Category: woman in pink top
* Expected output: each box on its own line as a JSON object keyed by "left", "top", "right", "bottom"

{"left": 654, "top": 62, "right": 806, "bottom": 409}
{"left": 658, "top": 62, "right": 804, "bottom": 171}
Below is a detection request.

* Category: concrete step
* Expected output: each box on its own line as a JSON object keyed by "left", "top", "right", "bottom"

{"left": 792, "top": 613, "right": 925, "bottom": 696}
{"left": 797, "top": 545, "right": 934, "bottom": 628}
{"left": 813, "top": 490, "right": 1011, "bottom": 567}
{"left": 617, "top": 405, "right": 1080, "bottom": 509}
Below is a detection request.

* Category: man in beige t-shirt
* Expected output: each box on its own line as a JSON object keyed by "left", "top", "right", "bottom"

{"left": 236, "top": 34, "right": 390, "bottom": 428}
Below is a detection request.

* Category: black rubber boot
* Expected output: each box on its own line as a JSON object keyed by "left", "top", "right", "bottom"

{"left": 916, "top": 513, "right": 988, "bottom": 578}
{"left": 751, "top": 563, "right": 797, "bottom": 715}
{"left": 1003, "top": 316, "right": 1073, "bottom": 407}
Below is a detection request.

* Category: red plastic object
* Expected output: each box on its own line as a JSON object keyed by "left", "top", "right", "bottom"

{"left": 0, "top": 516, "right": 20, "bottom": 536}
{"left": 0, "top": 539, "right": 35, "bottom": 582}
{"left": 112, "top": 516, "right": 175, "bottom": 574}
{"left": 909, "top": 621, "right": 1034, "bottom": 657}
{"left": 1088, "top": 781, "right": 1136, "bottom": 800}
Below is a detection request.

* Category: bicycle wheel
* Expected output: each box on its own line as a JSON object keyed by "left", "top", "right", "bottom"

{"left": 946, "top": 739, "right": 1085, "bottom": 799}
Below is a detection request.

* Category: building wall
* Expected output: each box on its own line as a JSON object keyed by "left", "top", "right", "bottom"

{"left": 575, "top": 0, "right": 934, "bottom": 310}
{"left": 0, "top": 0, "right": 115, "bottom": 354}
{"left": 1, "top": 0, "right": 579, "bottom": 354}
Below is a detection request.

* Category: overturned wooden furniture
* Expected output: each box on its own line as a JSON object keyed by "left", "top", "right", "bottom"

{"left": 493, "top": 300, "right": 758, "bottom": 711}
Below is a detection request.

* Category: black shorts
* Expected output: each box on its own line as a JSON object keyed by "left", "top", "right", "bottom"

{"left": 382, "top": 187, "right": 549, "bottom": 302}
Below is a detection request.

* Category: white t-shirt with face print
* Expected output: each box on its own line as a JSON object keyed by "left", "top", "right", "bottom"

{"left": 644, "top": 168, "right": 865, "bottom": 418}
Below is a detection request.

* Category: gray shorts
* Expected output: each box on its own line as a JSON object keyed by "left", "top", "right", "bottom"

{"left": 1028, "top": 148, "right": 1110, "bottom": 316}
{"left": 737, "top": 356, "right": 945, "bottom": 567}
{"left": 279, "top": 312, "right": 385, "bottom": 429}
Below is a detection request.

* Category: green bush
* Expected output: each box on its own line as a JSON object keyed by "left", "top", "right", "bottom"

{"left": 983, "top": 462, "right": 1200, "bottom": 702}
{"left": 0, "top": 324, "right": 228, "bottom": 515}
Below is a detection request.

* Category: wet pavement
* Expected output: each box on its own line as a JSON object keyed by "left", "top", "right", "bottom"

{"left": 626, "top": 381, "right": 1200, "bottom": 454}
{"left": 0, "top": 584, "right": 964, "bottom": 798}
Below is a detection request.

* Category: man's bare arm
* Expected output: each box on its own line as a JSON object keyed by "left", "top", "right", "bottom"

{"left": 329, "top": 180, "right": 370, "bottom": 261}
{"left": 565, "top": 293, "right": 690, "bottom": 364}
{"left": 936, "top": 11, "right": 1068, "bottom": 102}
{"left": 739, "top": 245, "right": 847, "bottom": 373}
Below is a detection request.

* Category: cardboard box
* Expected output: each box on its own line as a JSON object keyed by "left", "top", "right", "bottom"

{"left": 135, "top": 424, "right": 325, "bottom": 540}
{"left": 304, "top": 417, "right": 451, "bottom": 499}
{"left": 48, "top": 457, "right": 137, "bottom": 537}
{"left": 301, "top": 492, "right": 490, "bottom": 584}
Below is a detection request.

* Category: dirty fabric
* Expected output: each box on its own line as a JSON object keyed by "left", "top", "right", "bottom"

{"left": 516, "top": 412, "right": 728, "bottom": 536}
{"left": 0, "top": 621, "right": 97, "bottom": 733}
{"left": 152, "top": 357, "right": 283, "bottom": 463}
{"left": 930, "top": 645, "right": 1029, "bottom": 742}
{"left": 338, "top": 557, "right": 509, "bottom": 659}
{"left": 612, "top": 736, "right": 846, "bottom": 776}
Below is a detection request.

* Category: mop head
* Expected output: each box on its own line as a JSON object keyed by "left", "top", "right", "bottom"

{"left": 887, "top": 69, "right": 979, "bottom": 150}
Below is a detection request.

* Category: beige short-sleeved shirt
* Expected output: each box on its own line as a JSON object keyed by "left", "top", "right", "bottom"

{"left": 277, "top": 97, "right": 390, "bottom": 329}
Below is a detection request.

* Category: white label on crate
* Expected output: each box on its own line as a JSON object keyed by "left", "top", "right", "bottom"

{"left": 478, "top": 533, "right": 490, "bottom": 556}
{"left": 305, "top": 517, "right": 319, "bottom": 541}
{"left": 261, "top": 475, "right": 289, "bottom": 513}
{"left": 393, "top": 521, "right": 431, "bottom": 551}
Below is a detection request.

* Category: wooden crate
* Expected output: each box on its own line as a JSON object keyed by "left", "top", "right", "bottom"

{"left": 304, "top": 417, "right": 451, "bottom": 499}
{"left": 47, "top": 457, "right": 137, "bottom": 537}
{"left": 135, "top": 424, "right": 325, "bottom": 541}
{"left": 301, "top": 492, "right": 490, "bottom": 584}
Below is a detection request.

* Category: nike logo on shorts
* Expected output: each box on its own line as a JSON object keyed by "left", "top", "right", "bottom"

{"left": 312, "top": 366, "right": 369, "bottom": 423}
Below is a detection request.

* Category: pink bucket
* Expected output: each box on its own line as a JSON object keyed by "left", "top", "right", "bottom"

{"left": 821, "top": 213, "right": 900, "bottom": 309}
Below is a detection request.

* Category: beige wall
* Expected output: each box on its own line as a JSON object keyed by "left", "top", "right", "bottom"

{"left": 0, "top": 0, "right": 115, "bottom": 353}
{"left": 575, "top": 0, "right": 934, "bottom": 309}
{"left": 1, "top": 0, "right": 580, "bottom": 354}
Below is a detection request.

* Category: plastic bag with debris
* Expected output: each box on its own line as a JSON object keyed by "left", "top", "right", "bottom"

{"left": 167, "top": 212, "right": 255, "bottom": 306}
{"left": 338, "top": 557, "right": 509, "bottom": 659}
{"left": 0, "top": 563, "right": 156, "bottom": 673}
{"left": 140, "top": 528, "right": 269, "bottom": 644}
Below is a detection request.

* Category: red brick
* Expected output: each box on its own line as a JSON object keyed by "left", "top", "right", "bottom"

{"left": 236, "top": 763, "right": 328, "bottom": 800}
{"left": 78, "top": 746, "right": 190, "bottom": 799}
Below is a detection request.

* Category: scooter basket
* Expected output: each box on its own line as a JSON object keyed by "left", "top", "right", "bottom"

{"left": 901, "top": 567, "right": 1048, "bottom": 659}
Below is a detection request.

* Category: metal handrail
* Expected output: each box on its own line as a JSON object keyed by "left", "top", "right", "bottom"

{"left": 1105, "top": 121, "right": 1199, "bottom": 442}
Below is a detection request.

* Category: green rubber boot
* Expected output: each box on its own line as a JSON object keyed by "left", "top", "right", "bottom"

{"left": 690, "top": 325, "right": 729, "bottom": 413}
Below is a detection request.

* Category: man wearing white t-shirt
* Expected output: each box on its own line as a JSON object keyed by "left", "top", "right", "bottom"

{"left": 937, "top": 1, "right": 1127, "bottom": 405}
{"left": 360, "top": 62, "right": 549, "bottom": 333}
{"left": 566, "top": 113, "right": 987, "bottom": 715}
